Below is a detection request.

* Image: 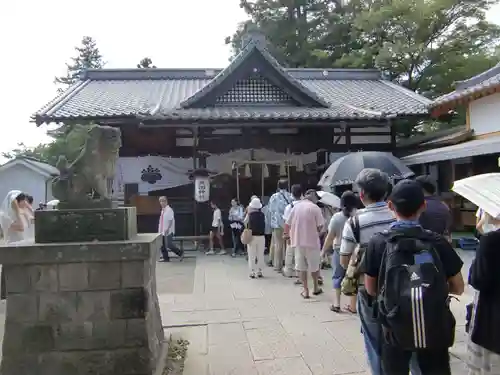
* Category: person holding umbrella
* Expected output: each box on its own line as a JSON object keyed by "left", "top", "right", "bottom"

{"left": 451, "top": 172, "right": 500, "bottom": 375}
{"left": 318, "top": 151, "right": 414, "bottom": 190}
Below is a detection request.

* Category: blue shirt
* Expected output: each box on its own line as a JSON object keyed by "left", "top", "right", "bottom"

{"left": 268, "top": 189, "right": 292, "bottom": 229}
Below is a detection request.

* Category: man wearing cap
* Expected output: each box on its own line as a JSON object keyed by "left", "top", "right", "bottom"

{"left": 363, "top": 179, "right": 464, "bottom": 375}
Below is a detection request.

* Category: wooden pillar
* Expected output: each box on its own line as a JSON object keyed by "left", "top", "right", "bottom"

{"left": 345, "top": 125, "right": 352, "bottom": 151}
{"left": 192, "top": 127, "right": 199, "bottom": 236}
{"left": 389, "top": 119, "right": 396, "bottom": 149}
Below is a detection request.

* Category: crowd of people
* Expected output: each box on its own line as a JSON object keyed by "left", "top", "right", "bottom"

{"left": 157, "top": 169, "right": 499, "bottom": 375}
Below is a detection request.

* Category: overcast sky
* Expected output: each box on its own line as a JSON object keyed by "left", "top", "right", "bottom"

{"left": 1, "top": 0, "right": 500, "bottom": 162}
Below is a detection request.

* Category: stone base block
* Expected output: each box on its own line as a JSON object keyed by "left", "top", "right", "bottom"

{"left": 0, "top": 234, "right": 164, "bottom": 375}
{"left": 34, "top": 206, "right": 137, "bottom": 243}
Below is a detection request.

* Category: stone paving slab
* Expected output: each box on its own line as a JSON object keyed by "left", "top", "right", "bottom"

{"left": 0, "top": 251, "right": 473, "bottom": 374}
{"left": 157, "top": 252, "right": 474, "bottom": 375}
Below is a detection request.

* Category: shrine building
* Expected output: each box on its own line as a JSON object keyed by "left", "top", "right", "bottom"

{"left": 34, "top": 31, "right": 431, "bottom": 235}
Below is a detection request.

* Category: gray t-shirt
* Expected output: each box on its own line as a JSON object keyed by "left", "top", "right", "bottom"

{"left": 328, "top": 212, "right": 350, "bottom": 249}
{"left": 339, "top": 203, "right": 395, "bottom": 256}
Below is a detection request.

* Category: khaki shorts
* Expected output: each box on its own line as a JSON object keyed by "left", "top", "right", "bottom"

{"left": 295, "top": 247, "right": 321, "bottom": 273}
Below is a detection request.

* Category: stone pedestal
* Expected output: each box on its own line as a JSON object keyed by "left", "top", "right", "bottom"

{"left": 0, "top": 233, "right": 165, "bottom": 375}
{"left": 34, "top": 207, "right": 137, "bottom": 243}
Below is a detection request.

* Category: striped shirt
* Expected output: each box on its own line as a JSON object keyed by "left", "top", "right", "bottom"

{"left": 339, "top": 202, "right": 395, "bottom": 256}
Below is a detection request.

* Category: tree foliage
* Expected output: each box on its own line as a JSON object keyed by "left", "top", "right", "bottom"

{"left": 137, "top": 57, "right": 156, "bottom": 68}
{"left": 4, "top": 37, "right": 106, "bottom": 165}
{"left": 54, "top": 36, "right": 105, "bottom": 89}
{"left": 227, "top": 0, "right": 500, "bottom": 133}
{"left": 2, "top": 125, "right": 91, "bottom": 166}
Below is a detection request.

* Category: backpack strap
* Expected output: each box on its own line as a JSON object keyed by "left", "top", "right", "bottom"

{"left": 348, "top": 215, "right": 361, "bottom": 243}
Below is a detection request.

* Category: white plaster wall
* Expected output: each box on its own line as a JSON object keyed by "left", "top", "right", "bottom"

{"left": 0, "top": 164, "right": 54, "bottom": 205}
{"left": 469, "top": 92, "right": 500, "bottom": 135}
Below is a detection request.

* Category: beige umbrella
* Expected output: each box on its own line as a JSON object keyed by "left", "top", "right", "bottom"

{"left": 452, "top": 173, "right": 500, "bottom": 219}
{"left": 317, "top": 191, "right": 341, "bottom": 208}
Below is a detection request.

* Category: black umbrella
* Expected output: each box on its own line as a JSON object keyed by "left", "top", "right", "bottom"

{"left": 318, "top": 152, "right": 414, "bottom": 188}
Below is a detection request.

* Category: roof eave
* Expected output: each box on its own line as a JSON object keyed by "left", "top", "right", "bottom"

{"left": 430, "top": 82, "right": 500, "bottom": 115}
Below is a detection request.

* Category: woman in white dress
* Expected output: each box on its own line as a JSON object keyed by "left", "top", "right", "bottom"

{"left": 0, "top": 190, "right": 29, "bottom": 299}
{"left": 0, "top": 190, "right": 29, "bottom": 243}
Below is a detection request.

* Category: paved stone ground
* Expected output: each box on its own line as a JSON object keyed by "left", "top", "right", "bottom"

{"left": 160, "top": 250, "right": 475, "bottom": 375}
{"left": 0, "top": 250, "right": 475, "bottom": 373}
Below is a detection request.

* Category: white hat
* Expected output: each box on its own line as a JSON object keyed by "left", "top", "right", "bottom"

{"left": 249, "top": 197, "right": 262, "bottom": 210}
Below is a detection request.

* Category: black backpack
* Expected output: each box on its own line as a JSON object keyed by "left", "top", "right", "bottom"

{"left": 377, "top": 228, "right": 455, "bottom": 350}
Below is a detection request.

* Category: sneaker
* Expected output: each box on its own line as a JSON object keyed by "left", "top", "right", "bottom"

{"left": 206, "top": 250, "right": 216, "bottom": 255}
{"left": 231, "top": 253, "right": 236, "bottom": 258}
{"left": 218, "top": 250, "right": 227, "bottom": 255}
{"left": 257, "top": 271, "right": 263, "bottom": 278}
{"left": 249, "top": 272, "right": 256, "bottom": 279}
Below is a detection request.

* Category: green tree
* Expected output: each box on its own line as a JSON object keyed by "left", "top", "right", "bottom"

{"left": 347, "top": 0, "right": 500, "bottom": 96}
{"left": 54, "top": 36, "right": 105, "bottom": 89}
{"left": 227, "top": 0, "right": 500, "bottom": 134}
{"left": 226, "top": 1, "right": 351, "bottom": 68}
{"left": 2, "top": 126, "right": 91, "bottom": 166}
{"left": 137, "top": 57, "right": 156, "bottom": 68}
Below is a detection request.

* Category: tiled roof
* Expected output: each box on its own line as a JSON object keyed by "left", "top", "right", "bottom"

{"left": 432, "top": 63, "right": 500, "bottom": 108}
{"left": 34, "top": 41, "right": 431, "bottom": 125}
{"left": 401, "top": 135, "right": 500, "bottom": 166}
{"left": 396, "top": 125, "right": 472, "bottom": 149}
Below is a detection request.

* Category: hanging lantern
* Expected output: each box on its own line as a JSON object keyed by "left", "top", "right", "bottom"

{"left": 279, "top": 162, "right": 287, "bottom": 176}
{"left": 296, "top": 157, "right": 304, "bottom": 172}
{"left": 244, "top": 163, "right": 252, "bottom": 178}
{"left": 262, "top": 163, "right": 269, "bottom": 178}
{"left": 191, "top": 168, "right": 210, "bottom": 202}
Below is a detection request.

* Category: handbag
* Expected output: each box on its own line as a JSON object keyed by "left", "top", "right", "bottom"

{"left": 241, "top": 223, "right": 253, "bottom": 245}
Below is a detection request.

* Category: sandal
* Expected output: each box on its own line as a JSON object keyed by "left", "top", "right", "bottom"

{"left": 330, "top": 305, "right": 341, "bottom": 313}
{"left": 300, "top": 291, "right": 310, "bottom": 299}
{"left": 343, "top": 305, "right": 357, "bottom": 314}
{"left": 313, "top": 288, "right": 323, "bottom": 296}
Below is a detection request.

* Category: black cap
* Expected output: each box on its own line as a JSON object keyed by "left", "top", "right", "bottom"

{"left": 388, "top": 179, "right": 425, "bottom": 216}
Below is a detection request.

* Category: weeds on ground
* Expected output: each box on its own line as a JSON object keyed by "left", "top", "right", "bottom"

{"left": 163, "top": 338, "right": 190, "bottom": 375}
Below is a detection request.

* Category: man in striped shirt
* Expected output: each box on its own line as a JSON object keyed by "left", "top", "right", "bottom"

{"left": 339, "top": 169, "right": 395, "bottom": 375}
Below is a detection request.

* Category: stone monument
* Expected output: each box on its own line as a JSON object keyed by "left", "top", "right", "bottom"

{"left": 0, "top": 125, "right": 166, "bottom": 375}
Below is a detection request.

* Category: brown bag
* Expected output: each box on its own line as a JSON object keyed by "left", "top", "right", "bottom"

{"left": 241, "top": 223, "right": 253, "bottom": 245}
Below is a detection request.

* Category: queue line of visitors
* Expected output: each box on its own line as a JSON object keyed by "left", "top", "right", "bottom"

{"left": 157, "top": 170, "right": 499, "bottom": 375}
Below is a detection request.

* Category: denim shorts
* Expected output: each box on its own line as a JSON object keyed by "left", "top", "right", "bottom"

{"left": 332, "top": 248, "right": 346, "bottom": 289}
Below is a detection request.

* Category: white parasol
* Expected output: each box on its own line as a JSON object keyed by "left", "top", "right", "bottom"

{"left": 317, "top": 191, "right": 341, "bottom": 208}
{"left": 452, "top": 173, "right": 500, "bottom": 219}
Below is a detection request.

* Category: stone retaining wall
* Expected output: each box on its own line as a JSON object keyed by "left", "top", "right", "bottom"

{"left": 0, "top": 234, "right": 164, "bottom": 375}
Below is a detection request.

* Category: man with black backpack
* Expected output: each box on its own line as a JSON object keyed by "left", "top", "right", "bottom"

{"left": 339, "top": 169, "right": 396, "bottom": 374}
{"left": 363, "top": 180, "right": 464, "bottom": 375}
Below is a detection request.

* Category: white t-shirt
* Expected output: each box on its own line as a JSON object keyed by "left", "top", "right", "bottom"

{"left": 212, "top": 208, "right": 222, "bottom": 228}
{"left": 283, "top": 199, "right": 301, "bottom": 223}
{"left": 158, "top": 206, "right": 175, "bottom": 235}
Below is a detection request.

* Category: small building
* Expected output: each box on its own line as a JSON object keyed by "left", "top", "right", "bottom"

{"left": 33, "top": 32, "right": 431, "bottom": 235}
{"left": 401, "top": 64, "right": 500, "bottom": 230}
{"left": 0, "top": 157, "right": 58, "bottom": 206}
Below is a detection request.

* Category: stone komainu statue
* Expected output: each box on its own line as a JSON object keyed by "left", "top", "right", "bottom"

{"left": 52, "top": 125, "right": 122, "bottom": 208}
